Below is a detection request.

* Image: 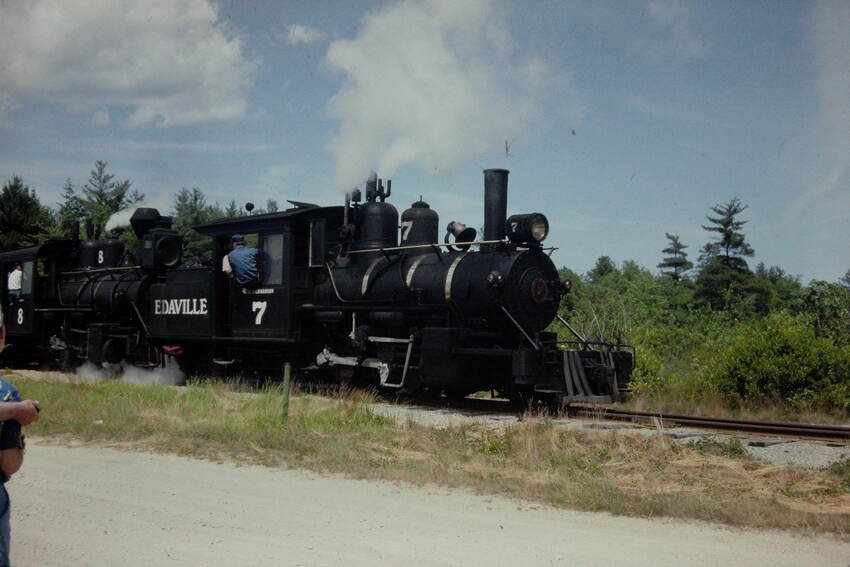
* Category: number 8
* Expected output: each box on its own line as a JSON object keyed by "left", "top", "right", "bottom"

{"left": 17, "top": 308, "right": 23, "bottom": 325}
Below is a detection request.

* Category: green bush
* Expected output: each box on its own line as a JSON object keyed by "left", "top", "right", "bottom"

{"left": 701, "top": 313, "right": 850, "bottom": 411}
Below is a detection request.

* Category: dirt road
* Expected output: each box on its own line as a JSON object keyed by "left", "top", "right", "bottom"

{"left": 8, "top": 441, "right": 848, "bottom": 567}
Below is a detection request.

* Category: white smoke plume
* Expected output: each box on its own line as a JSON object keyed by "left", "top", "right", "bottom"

{"left": 104, "top": 208, "right": 138, "bottom": 233}
{"left": 74, "top": 361, "right": 117, "bottom": 382}
{"left": 75, "top": 359, "right": 186, "bottom": 386}
{"left": 120, "top": 357, "right": 186, "bottom": 386}
{"left": 105, "top": 194, "right": 172, "bottom": 233}
{"left": 324, "top": 0, "right": 562, "bottom": 189}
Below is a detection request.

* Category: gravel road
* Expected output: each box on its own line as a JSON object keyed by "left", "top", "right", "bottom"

{"left": 9, "top": 441, "right": 849, "bottom": 567}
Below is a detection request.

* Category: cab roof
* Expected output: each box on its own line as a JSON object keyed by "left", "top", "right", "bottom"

{"left": 193, "top": 204, "right": 343, "bottom": 236}
{"left": 0, "top": 239, "right": 75, "bottom": 262}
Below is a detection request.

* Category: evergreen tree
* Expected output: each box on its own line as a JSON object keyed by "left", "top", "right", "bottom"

{"left": 698, "top": 197, "right": 753, "bottom": 270}
{"left": 695, "top": 198, "right": 756, "bottom": 310}
{"left": 657, "top": 233, "right": 692, "bottom": 281}
{"left": 0, "top": 176, "right": 54, "bottom": 251}
{"left": 841, "top": 269, "right": 850, "bottom": 288}
{"left": 172, "top": 188, "right": 223, "bottom": 261}
{"left": 589, "top": 256, "right": 616, "bottom": 282}
{"left": 79, "top": 160, "right": 143, "bottom": 237}
{"left": 55, "top": 178, "right": 86, "bottom": 235}
{"left": 224, "top": 200, "right": 239, "bottom": 218}
{"left": 752, "top": 263, "right": 804, "bottom": 312}
{"left": 56, "top": 162, "right": 143, "bottom": 239}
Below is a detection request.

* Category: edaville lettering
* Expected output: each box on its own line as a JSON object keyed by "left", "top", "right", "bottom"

{"left": 154, "top": 298, "right": 208, "bottom": 316}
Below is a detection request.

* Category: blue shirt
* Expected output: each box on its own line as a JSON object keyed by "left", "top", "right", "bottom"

{"left": 227, "top": 245, "right": 260, "bottom": 286}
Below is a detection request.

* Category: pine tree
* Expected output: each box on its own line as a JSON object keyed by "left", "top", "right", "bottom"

{"left": 657, "top": 233, "right": 692, "bottom": 281}
{"left": 841, "top": 269, "right": 850, "bottom": 288}
{"left": 0, "top": 176, "right": 54, "bottom": 250}
{"left": 80, "top": 160, "right": 143, "bottom": 237}
{"left": 589, "top": 256, "right": 616, "bottom": 282}
{"left": 56, "top": 178, "right": 86, "bottom": 235}
{"left": 695, "top": 197, "right": 756, "bottom": 310}
{"left": 54, "top": 162, "right": 143, "bottom": 238}
{"left": 698, "top": 197, "right": 753, "bottom": 271}
{"left": 224, "top": 200, "right": 239, "bottom": 218}
{"left": 172, "top": 188, "right": 224, "bottom": 261}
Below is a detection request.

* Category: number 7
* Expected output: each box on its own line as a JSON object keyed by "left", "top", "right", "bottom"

{"left": 251, "top": 301, "right": 267, "bottom": 325}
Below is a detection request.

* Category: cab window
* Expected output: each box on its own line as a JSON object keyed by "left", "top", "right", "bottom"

{"left": 21, "top": 261, "right": 34, "bottom": 295}
{"left": 260, "top": 234, "right": 284, "bottom": 285}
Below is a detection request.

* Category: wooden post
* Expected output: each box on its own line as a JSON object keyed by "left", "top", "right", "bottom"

{"left": 281, "top": 362, "right": 292, "bottom": 422}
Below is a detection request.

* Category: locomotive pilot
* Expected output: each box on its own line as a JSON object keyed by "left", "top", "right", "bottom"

{"left": 222, "top": 235, "right": 260, "bottom": 286}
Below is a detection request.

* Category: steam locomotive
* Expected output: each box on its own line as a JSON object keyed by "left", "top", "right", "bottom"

{"left": 0, "top": 169, "right": 632, "bottom": 403}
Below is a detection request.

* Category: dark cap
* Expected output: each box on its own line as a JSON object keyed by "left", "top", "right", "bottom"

{"left": 231, "top": 234, "right": 245, "bottom": 244}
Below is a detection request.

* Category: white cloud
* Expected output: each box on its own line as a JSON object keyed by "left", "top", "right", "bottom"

{"left": 637, "top": 0, "right": 709, "bottom": 62}
{"left": 809, "top": 0, "right": 850, "bottom": 200}
{"left": 119, "top": 141, "right": 275, "bottom": 152}
{"left": 91, "top": 109, "right": 111, "bottom": 126}
{"left": 0, "top": 92, "right": 17, "bottom": 127}
{"left": 0, "top": 0, "right": 256, "bottom": 127}
{"left": 285, "top": 24, "right": 326, "bottom": 45}
{"left": 323, "top": 0, "right": 572, "bottom": 189}
{"left": 786, "top": 1, "right": 850, "bottom": 222}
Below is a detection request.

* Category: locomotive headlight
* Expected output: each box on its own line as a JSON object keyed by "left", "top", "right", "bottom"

{"left": 505, "top": 213, "right": 549, "bottom": 244}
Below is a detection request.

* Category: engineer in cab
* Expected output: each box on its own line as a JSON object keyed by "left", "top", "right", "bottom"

{"left": 6, "top": 265, "right": 22, "bottom": 307}
{"left": 222, "top": 235, "right": 260, "bottom": 286}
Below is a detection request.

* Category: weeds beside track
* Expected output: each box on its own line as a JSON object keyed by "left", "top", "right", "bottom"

{"left": 9, "top": 374, "right": 850, "bottom": 535}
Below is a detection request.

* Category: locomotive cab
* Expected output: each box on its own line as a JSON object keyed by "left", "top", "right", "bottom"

{"left": 0, "top": 239, "right": 76, "bottom": 356}
{"left": 147, "top": 202, "right": 344, "bottom": 375}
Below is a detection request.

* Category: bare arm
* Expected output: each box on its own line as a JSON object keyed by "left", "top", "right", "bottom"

{"left": 0, "top": 449, "right": 22, "bottom": 476}
{"left": 0, "top": 400, "right": 39, "bottom": 426}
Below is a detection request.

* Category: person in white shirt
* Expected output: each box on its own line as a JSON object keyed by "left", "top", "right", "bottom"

{"left": 6, "top": 265, "right": 21, "bottom": 306}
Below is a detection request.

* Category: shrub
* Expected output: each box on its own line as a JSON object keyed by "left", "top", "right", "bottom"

{"left": 701, "top": 313, "right": 850, "bottom": 411}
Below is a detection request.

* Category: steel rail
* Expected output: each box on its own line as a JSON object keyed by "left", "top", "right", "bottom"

{"left": 568, "top": 405, "right": 850, "bottom": 441}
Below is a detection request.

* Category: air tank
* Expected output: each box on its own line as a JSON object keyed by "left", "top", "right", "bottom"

{"left": 354, "top": 201, "right": 398, "bottom": 251}
{"left": 400, "top": 199, "right": 439, "bottom": 251}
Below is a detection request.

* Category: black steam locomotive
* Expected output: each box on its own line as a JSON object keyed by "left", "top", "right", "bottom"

{"left": 0, "top": 169, "right": 632, "bottom": 403}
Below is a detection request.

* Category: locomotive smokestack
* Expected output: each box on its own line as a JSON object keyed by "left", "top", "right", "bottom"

{"left": 483, "top": 168, "right": 509, "bottom": 249}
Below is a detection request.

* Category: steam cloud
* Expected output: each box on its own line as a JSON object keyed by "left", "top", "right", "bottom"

{"left": 105, "top": 194, "right": 172, "bottom": 233}
{"left": 75, "top": 359, "right": 186, "bottom": 386}
{"left": 104, "top": 208, "right": 138, "bottom": 233}
{"left": 324, "top": 0, "right": 561, "bottom": 188}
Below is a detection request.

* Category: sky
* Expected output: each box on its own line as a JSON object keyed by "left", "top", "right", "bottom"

{"left": 0, "top": 0, "right": 847, "bottom": 282}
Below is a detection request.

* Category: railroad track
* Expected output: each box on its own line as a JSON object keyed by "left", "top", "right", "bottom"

{"left": 381, "top": 394, "right": 850, "bottom": 442}
{"left": 567, "top": 405, "right": 850, "bottom": 442}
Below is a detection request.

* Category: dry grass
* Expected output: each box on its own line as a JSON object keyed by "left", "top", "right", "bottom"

{"left": 9, "top": 375, "right": 850, "bottom": 536}
{"left": 622, "top": 392, "right": 849, "bottom": 425}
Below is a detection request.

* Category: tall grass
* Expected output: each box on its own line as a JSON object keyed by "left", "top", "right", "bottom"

{"left": 13, "top": 376, "right": 850, "bottom": 535}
